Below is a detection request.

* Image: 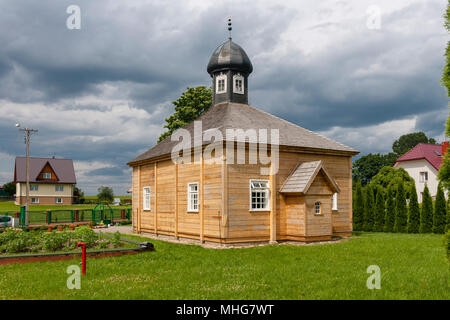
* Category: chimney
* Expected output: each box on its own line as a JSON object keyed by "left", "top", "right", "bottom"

{"left": 442, "top": 141, "right": 449, "bottom": 156}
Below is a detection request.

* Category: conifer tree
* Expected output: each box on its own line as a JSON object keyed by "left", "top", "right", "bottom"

{"left": 420, "top": 185, "right": 433, "bottom": 233}
{"left": 407, "top": 183, "right": 420, "bottom": 233}
{"left": 433, "top": 182, "right": 447, "bottom": 234}
{"left": 447, "top": 198, "right": 450, "bottom": 232}
{"left": 353, "top": 182, "right": 364, "bottom": 231}
{"left": 374, "top": 186, "right": 385, "bottom": 232}
{"left": 394, "top": 182, "right": 407, "bottom": 233}
{"left": 384, "top": 185, "right": 395, "bottom": 232}
{"left": 363, "top": 185, "right": 374, "bottom": 231}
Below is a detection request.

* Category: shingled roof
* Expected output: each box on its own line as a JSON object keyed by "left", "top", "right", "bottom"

{"left": 280, "top": 160, "right": 340, "bottom": 194}
{"left": 14, "top": 157, "right": 76, "bottom": 184}
{"left": 128, "top": 102, "right": 358, "bottom": 165}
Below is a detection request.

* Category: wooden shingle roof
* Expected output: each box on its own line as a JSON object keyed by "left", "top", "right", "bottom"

{"left": 280, "top": 160, "right": 340, "bottom": 194}
{"left": 128, "top": 102, "right": 358, "bottom": 165}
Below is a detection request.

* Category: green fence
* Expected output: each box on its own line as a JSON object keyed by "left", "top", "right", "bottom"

{"left": 0, "top": 207, "right": 131, "bottom": 227}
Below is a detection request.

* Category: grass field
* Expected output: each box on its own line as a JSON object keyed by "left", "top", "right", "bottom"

{"left": 0, "top": 201, "right": 131, "bottom": 213}
{"left": 0, "top": 232, "right": 448, "bottom": 299}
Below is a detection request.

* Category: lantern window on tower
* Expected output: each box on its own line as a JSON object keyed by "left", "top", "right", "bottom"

{"left": 233, "top": 74, "right": 244, "bottom": 94}
{"left": 216, "top": 73, "right": 227, "bottom": 94}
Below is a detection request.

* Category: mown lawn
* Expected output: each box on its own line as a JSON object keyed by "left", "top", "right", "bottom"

{"left": 0, "top": 232, "right": 448, "bottom": 300}
{"left": 0, "top": 201, "right": 130, "bottom": 213}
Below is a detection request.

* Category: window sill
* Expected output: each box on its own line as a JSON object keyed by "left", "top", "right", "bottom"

{"left": 143, "top": 209, "right": 151, "bottom": 212}
{"left": 332, "top": 209, "right": 339, "bottom": 213}
{"left": 249, "top": 209, "right": 270, "bottom": 212}
{"left": 314, "top": 213, "right": 324, "bottom": 216}
{"left": 187, "top": 211, "right": 199, "bottom": 214}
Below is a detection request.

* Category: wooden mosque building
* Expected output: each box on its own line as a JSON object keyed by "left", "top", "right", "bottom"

{"left": 127, "top": 28, "right": 359, "bottom": 244}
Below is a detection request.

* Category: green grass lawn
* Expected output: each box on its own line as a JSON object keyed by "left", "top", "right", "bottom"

{"left": 0, "top": 201, "right": 131, "bottom": 213}
{"left": 0, "top": 232, "right": 448, "bottom": 299}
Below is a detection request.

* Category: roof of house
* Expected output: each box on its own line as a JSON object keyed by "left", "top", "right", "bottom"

{"left": 395, "top": 143, "right": 443, "bottom": 171}
{"left": 280, "top": 160, "right": 340, "bottom": 194}
{"left": 14, "top": 157, "right": 76, "bottom": 184}
{"left": 128, "top": 102, "right": 358, "bottom": 165}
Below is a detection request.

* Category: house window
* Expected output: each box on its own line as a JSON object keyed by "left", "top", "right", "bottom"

{"left": 43, "top": 172, "right": 51, "bottom": 179}
{"left": 31, "top": 197, "right": 39, "bottom": 204}
{"left": 143, "top": 187, "right": 151, "bottom": 211}
{"left": 216, "top": 74, "right": 227, "bottom": 94}
{"left": 233, "top": 74, "right": 244, "bottom": 94}
{"left": 315, "top": 201, "right": 321, "bottom": 215}
{"left": 55, "top": 198, "right": 63, "bottom": 204}
{"left": 250, "top": 180, "right": 270, "bottom": 211}
{"left": 55, "top": 185, "right": 64, "bottom": 192}
{"left": 419, "top": 172, "right": 428, "bottom": 183}
{"left": 332, "top": 193, "right": 338, "bottom": 211}
{"left": 30, "top": 185, "right": 39, "bottom": 191}
{"left": 188, "top": 183, "right": 199, "bottom": 212}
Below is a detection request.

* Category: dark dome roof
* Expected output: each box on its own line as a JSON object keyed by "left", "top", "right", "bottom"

{"left": 207, "top": 39, "right": 253, "bottom": 75}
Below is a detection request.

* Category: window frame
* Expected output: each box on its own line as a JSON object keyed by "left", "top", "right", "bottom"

{"left": 142, "top": 186, "right": 151, "bottom": 211}
{"left": 249, "top": 179, "right": 270, "bottom": 212}
{"left": 314, "top": 201, "right": 321, "bottom": 215}
{"left": 233, "top": 74, "right": 244, "bottom": 94}
{"left": 332, "top": 193, "right": 338, "bottom": 211}
{"left": 187, "top": 182, "right": 199, "bottom": 213}
{"left": 31, "top": 197, "right": 39, "bottom": 204}
{"left": 55, "top": 185, "right": 64, "bottom": 192}
{"left": 30, "top": 184, "right": 39, "bottom": 191}
{"left": 216, "top": 74, "right": 227, "bottom": 94}
{"left": 419, "top": 171, "right": 428, "bottom": 183}
{"left": 55, "top": 197, "right": 63, "bottom": 204}
{"left": 43, "top": 172, "right": 52, "bottom": 179}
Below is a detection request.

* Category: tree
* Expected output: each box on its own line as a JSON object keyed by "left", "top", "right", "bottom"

{"left": 441, "top": 0, "right": 450, "bottom": 93}
{"left": 369, "top": 166, "right": 415, "bottom": 198}
{"left": 374, "top": 186, "right": 385, "bottom": 232}
{"left": 392, "top": 132, "right": 436, "bottom": 157}
{"left": 433, "top": 183, "right": 447, "bottom": 234}
{"left": 384, "top": 185, "right": 395, "bottom": 232}
{"left": 352, "top": 153, "right": 397, "bottom": 186}
{"left": 363, "top": 185, "right": 374, "bottom": 232}
{"left": 438, "top": 116, "right": 450, "bottom": 190}
{"left": 73, "top": 186, "right": 85, "bottom": 204}
{"left": 158, "top": 86, "right": 212, "bottom": 142}
{"left": 353, "top": 182, "right": 364, "bottom": 231}
{"left": 420, "top": 185, "right": 433, "bottom": 233}
{"left": 407, "top": 184, "right": 420, "bottom": 233}
{"left": 447, "top": 198, "right": 450, "bottom": 232}
{"left": 1, "top": 181, "right": 15, "bottom": 197}
{"left": 394, "top": 182, "right": 407, "bottom": 233}
{"left": 97, "top": 186, "right": 114, "bottom": 204}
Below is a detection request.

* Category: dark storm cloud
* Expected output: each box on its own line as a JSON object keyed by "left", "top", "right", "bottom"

{"left": 0, "top": 0, "right": 448, "bottom": 193}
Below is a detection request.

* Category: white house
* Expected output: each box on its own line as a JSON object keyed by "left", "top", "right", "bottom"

{"left": 394, "top": 142, "right": 448, "bottom": 202}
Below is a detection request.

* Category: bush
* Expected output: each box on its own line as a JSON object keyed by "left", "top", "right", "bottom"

{"left": 374, "top": 186, "right": 385, "bottom": 232}
{"left": 407, "top": 184, "right": 420, "bottom": 233}
{"left": 433, "top": 183, "right": 446, "bottom": 234}
{"left": 353, "top": 182, "right": 364, "bottom": 231}
{"left": 384, "top": 185, "right": 395, "bottom": 232}
{"left": 394, "top": 182, "right": 407, "bottom": 233}
{"left": 420, "top": 185, "right": 434, "bottom": 233}
{"left": 363, "top": 185, "right": 374, "bottom": 232}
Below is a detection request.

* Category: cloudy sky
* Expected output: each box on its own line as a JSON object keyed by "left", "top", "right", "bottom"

{"left": 0, "top": 0, "right": 448, "bottom": 195}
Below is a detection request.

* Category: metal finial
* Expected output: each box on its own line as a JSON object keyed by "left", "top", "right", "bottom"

{"left": 227, "top": 16, "right": 232, "bottom": 39}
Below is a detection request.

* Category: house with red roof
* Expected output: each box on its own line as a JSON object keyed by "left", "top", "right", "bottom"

{"left": 394, "top": 142, "right": 448, "bottom": 202}
{"left": 14, "top": 157, "right": 77, "bottom": 205}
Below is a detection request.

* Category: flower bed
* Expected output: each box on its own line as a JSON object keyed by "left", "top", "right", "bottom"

{"left": 0, "top": 226, "right": 124, "bottom": 255}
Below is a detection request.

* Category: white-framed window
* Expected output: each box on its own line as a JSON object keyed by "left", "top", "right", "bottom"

{"left": 314, "top": 201, "right": 321, "bottom": 215}
{"left": 43, "top": 172, "right": 51, "bottom": 179}
{"left": 188, "top": 183, "right": 199, "bottom": 212}
{"left": 30, "top": 185, "right": 39, "bottom": 191}
{"left": 233, "top": 74, "right": 244, "bottom": 94}
{"left": 216, "top": 74, "right": 227, "bottom": 94}
{"left": 55, "top": 198, "right": 63, "bottom": 204}
{"left": 55, "top": 185, "right": 64, "bottom": 192}
{"left": 143, "top": 186, "right": 151, "bottom": 211}
{"left": 250, "top": 180, "right": 270, "bottom": 211}
{"left": 419, "top": 171, "right": 428, "bottom": 183}
{"left": 332, "top": 193, "right": 338, "bottom": 211}
{"left": 31, "top": 197, "right": 39, "bottom": 204}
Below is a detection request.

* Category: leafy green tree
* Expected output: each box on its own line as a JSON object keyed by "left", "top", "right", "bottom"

{"left": 352, "top": 153, "right": 398, "bottom": 186}
{"left": 407, "top": 184, "right": 420, "bottom": 233}
{"left": 73, "top": 186, "right": 85, "bottom": 204}
{"left": 97, "top": 186, "right": 114, "bottom": 204}
{"left": 392, "top": 132, "right": 436, "bottom": 157}
{"left": 438, "top": 117, "right": 450, "bottom": 190}
{"left": 363, "top": 185, "right": 375, "bottom": 232}
{"left": 447, "top": 198, "right": 450, "bottom": 232}
{"left": 394, "top": 182, "right": 407, "bottom": 233}
{"left": 353, "top": 182, "right": 364, "bottom": 231}
{"left": 384, "top": 185, "right": 396, "bottom": 232}
{"left": 441, "top": 0, "right": 450, "bottom": 93}
{"left": 369, "top": 166, "right": 415, "bottom": 198}
{"left": 374, "top": 186, "right": 385, "bottom": 232}
{"left": 158, "top": 86, "right": 212, "bottom": 142}
{"left": 1, "top": 181, "right": 15, "bottom": 197}
{"left": 420, "top": 185, "right": 434, "bottom": 233}
{"left": 433, "top": 183, "right": 447, "bottom": 234}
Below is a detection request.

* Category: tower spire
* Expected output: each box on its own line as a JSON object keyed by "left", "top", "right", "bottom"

{"left": 227, "top": 16, "right": 232, "bottom": 40}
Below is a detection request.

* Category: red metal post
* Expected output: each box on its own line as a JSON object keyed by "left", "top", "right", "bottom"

{"left": 77, "top": 242, "right": 86, "bottom": 275}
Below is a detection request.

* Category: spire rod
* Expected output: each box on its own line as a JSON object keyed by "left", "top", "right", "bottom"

{"left": 227, "top": 16, "right": 232, "bottom": 40}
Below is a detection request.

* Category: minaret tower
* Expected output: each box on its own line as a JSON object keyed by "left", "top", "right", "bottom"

{"left": 207, "top": 18, "right": 253, "bottom": 106}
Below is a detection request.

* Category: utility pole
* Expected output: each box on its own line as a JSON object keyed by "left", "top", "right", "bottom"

{"left": 16, "top": 124, "right": 38, "bottom": 226}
